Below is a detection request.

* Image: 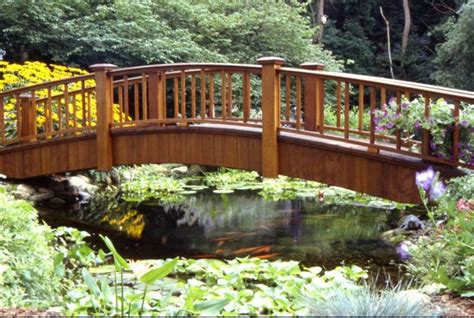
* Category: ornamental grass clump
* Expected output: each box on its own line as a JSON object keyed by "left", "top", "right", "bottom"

{"left": 306, "top": 284, "right": 437, "bottom": 316}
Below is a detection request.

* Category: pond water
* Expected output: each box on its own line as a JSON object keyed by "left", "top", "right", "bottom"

{"left": 39, "top": 191, "right": 408, "bottom": 271}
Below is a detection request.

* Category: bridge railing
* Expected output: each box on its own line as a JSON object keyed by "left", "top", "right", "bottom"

{"left": 278, "top": 65, "right": 474, "bottom": 169}
{"left": 0, "top": 74, "right": 96, "bottom": 145}
{"left": 1, "top": 58, "right": 472, "bottom": 174}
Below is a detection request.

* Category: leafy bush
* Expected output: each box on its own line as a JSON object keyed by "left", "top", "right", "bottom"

{"left": 0, "top": 186, "right": 60, "bottom": 308}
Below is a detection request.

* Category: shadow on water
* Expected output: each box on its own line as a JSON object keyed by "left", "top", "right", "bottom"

{"left": 39, "top": 191, "right": 407, "bottom": 273}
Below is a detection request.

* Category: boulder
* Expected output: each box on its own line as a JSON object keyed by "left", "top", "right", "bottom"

{"left": 30, "top": 190, "right": 55, "bottom": 202}
{"left": 171, "top": 165, "right": 188, "bottom": 175}
{"left": 16, "top": 184, "right": 36, "bottom": 195}
{"left": 48, "top": 197, "right": 66, "bottom": 207}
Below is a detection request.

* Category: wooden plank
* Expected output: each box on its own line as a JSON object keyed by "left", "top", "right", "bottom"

{"left": 173, "top": 77, "right": 179, "bottom": 119}
{"left": 358, "top": 84, "right": 364, "bottom": 131}
{"left": 296, "top": 76, "right": 302, "bottom": 130}
{"left": 336, "top": 80, "right": 341, "bottom": 128}
{"left": 243, "top": 72, "right": 251, "bottom": 122}
{"left": 200, "top": 70, "right": 206, "bottom": 118}
{"left": 227, "top": 72, "right": 233, "bottom": 116}
{"left": 221, "top": 71, "right": 226, "bottom": 120}
{"left": 191, "top": 74, "right": 196, "bottom": 118}
{"left": 180, "top": 70, "right": 187, "bottom": 125}
{"left": 124, "top": 75, "right": 129, "bottom": 120}
{"left": 285, "top": 75, "right": 291, "bottom": 121}
{"left": 141, "top": 74, "right": 148, "bottom": 120}
{"left": 209, "top": 73, "right": 215, "bottom": 117}
{"left": 344, "top": 82, "right": 350, "bottom": 139}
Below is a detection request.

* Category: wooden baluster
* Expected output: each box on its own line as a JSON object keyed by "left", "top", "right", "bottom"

{"left": 147, "top": 72, "right": 160, "bottom": 120}
{"left": 180, "top": 70, "right": 187, "bottom": 125}
{"left": 161, "top": 72, "right": 167, "bottom": 120}
{"left": 90, "top": 63, "right": 117, "bottom": 170}
{"left": 134, "top": 83, "right": 139, "bottom": 121}
{"left": 227, "top": 72, "right": 233, "bottom": 116}
{"left": 87, "top": 92, "right": 92, "bottom": 127}
{"left": 191, "top": 74, "right": 196, "bottom": 118}
{"left": 396, "top": 91, "right": 402, "bottom": 149}
{"left": 200, "top": 70, "right": 206, "bottom": 118}
{"left": 118, "top": 84, "right": 123, "bottom": 123}
{"left": 173, "top": 77, "right": 179, "bottom": 119}
{"left": 16, "top": 94, "right": 21, "bottom": 139}
{"left": 369, "top": 87, "right": 377, "bottom": 152}
{"left": 57, "top": 97, "right": 62, "bottom": 135}
{"left": 344, "top": 82, "right": 350, "bottom": 139}
{"left": 81, "top": 80, "right": 86, "bottom": 128}
{"left": 142, "top": 73, "right": 148, "bottom": 120}
{"left": 0, "top": 97, "right": 4, "bottom": 144}
{"left": 124, "top": 75, "right": 129, "bottom": 122}
{"left": 243, "top": 72, "right": 251, "bottom": 123}
{"left": 453, "top": 100, "right": 460, "bottom": 161}
{"left": 209, "top": 73, "right": 215, "bottom": 118}
{"left": 405, "top": 91, "right": 410, "bottom": 101}
{"left": 317, "top": 77, "right": 325, "bottom": 134}
{"left": 358, "top": 84, "right": 364, "bottom": 131}
{"left": 381, "top": 87, "right": 386, "bottom": 109}
{"left": 19, "top": 92, "right": 37, "bottom": 142}
{"left": 422, "top": 95, "right": 431, "bottom": 158}
{"left": 64, "top": 84, "right": 69, "bottom": 131}
{"left": 221, "top": 71, "right": 226, "bottom": 120}
{"left": 336, "top": 80, "right": 341, "bottom": 128}
{"left": 258, "top": 56, "right": 284, "bottom": 178}
{"left": 285, "top": 75, "right": 291, "bottom": 122}
{"left": 72, "top": 94, "right": 77, "bottom": 130}
{"left": 46, "top": 88, "right": 52, "bottom": 134}
{"left": 296, "top": 76, "right": 302, "bottom": 130}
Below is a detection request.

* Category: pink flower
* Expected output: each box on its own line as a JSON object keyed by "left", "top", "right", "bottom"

{"left": 456, "top": 198, "right": 472, "bottom": 212}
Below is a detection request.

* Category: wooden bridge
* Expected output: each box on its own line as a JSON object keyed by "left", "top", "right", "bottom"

{"left": 0, "top": 57, "right": 472, "bottom": 203}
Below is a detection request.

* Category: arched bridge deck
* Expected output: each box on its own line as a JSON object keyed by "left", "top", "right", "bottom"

{"left": 0, "top": 58, "right": 472, "bottom": 203}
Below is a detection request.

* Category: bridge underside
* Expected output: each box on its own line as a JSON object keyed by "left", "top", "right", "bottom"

{"left": 0, "top": 125, "right": 463, "bottom": 203}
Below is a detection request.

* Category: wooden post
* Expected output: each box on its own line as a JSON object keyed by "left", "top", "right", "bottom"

{"left": 258, "top": 56, "right": 284, "bottom": 178}
{"left": 300, "top": 63, "right": 325, "bottom": 132}
{"left": 19, "top": 93, "right": 37, "bottom": 142}
{"left": 90, "top": 63, "right": 117, "bottom": 170}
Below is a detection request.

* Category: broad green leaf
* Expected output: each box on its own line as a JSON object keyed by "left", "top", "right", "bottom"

{"left": 140, "top": 258, "right": 177, "bottom": 285}
{"left": 82, "top": 268, "right": 100, "bottom": 296}
{"left": 194, "top": 298, "right": 231, "bottom": 315}
{"left": 99, "top": 234, "right": 130, "bottom": 270}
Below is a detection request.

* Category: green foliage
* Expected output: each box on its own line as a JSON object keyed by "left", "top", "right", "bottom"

{"left": 447, "top": 172, "right": 474, "bottom": 201}
{"left": 65, "top": 252, "right": 366, "bottom": 316}
{"left": 204, "top": 168, "right": 260, "bottom": 192}
{"left": 0, "top": 0, "right": 342, "bottom": 69}
{"left": 408, "top": 173, "right": 474, "bottom": 296}
{"left": 0, "top": 186, "right": 60, "bottom": 308}
{"left": 305, "top": 284, "right": 436, "bottom": 316}
{"left": 434, "top": 1, "right": 474, "bottom": 90}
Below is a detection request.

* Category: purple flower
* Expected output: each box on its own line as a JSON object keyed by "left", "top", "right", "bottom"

{"left": 429, "top": 180, "right": 446, "bottom": 201}
{"left": 401, "top": 102, "right": 409, "bottom": 109}
{"left": 415, "top": 121, "right": 422, "bottom": 129}
{"left": 460, "top": 120, "right": 469, "bottom": 128}
{"left": 396, "top": 243, "right": 411, "bottom": 261}
{"left": 386, "top": 122, "right": 394, "bottom": 129}
{"left": 415, "top": 166, "right": 435, "bottom": 191}
{"left": 373, "top": 117, "right": 380, "bottom": 124}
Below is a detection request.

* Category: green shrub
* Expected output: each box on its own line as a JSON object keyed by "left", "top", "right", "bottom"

{"left": 0, "top": 186, "right": 60, "bottom": 308}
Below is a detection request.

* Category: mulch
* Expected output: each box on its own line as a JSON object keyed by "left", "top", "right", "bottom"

{"left": 432, "top": 294, "right": 474, "bottom": 317}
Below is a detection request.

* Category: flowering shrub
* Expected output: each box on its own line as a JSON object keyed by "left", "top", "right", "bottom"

{"left": 373, "top": 97, "right": 473, "bottom": 165}
{"left": 0, "top": 61, "right": 122, "bottom": 140}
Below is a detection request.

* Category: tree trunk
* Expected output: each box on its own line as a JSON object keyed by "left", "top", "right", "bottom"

{"left": 401, "top": 0, "right": 411, "bottom": 55}
{"left": 314, "top": 0, "right": 325, "bottom": 43}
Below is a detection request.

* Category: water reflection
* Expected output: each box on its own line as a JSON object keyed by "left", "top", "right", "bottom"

{"left": 40, "top": 191, "right": 402, "bottom": 267}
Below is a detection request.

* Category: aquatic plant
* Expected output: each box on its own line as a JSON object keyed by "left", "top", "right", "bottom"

{"left": 65, "top": 242, "right": 367, "bottom": 316}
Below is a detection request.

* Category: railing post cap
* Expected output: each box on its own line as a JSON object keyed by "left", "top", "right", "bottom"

{"left": 300, "top": 62, "right": 325, "bottom": 70}
{"left": 19, "top": 92, "right": 33, "bottom": 99}
{"left": 89, "top": 63, "right": 118, "bottom": 72}
{"left": 257, "top": 57, "right": 285, "bottom": 66}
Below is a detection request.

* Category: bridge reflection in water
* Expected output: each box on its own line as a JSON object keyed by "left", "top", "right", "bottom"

{"left": 0, "top": 58, "right": 471, "bottom": 203}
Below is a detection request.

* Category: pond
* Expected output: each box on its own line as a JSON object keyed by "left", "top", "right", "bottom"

{"left": 38, "top": 190, "right": 409, "bottom": 272}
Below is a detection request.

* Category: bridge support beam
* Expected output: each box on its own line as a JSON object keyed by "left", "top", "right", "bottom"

{"left": 258, "top": 57, "right": 285, "bottom": 178}
{"left": 301, "top": 63, "right": 325, "bottom": 133}
{"left": 90, "top": 63, "right": 118, "bottom": 170}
